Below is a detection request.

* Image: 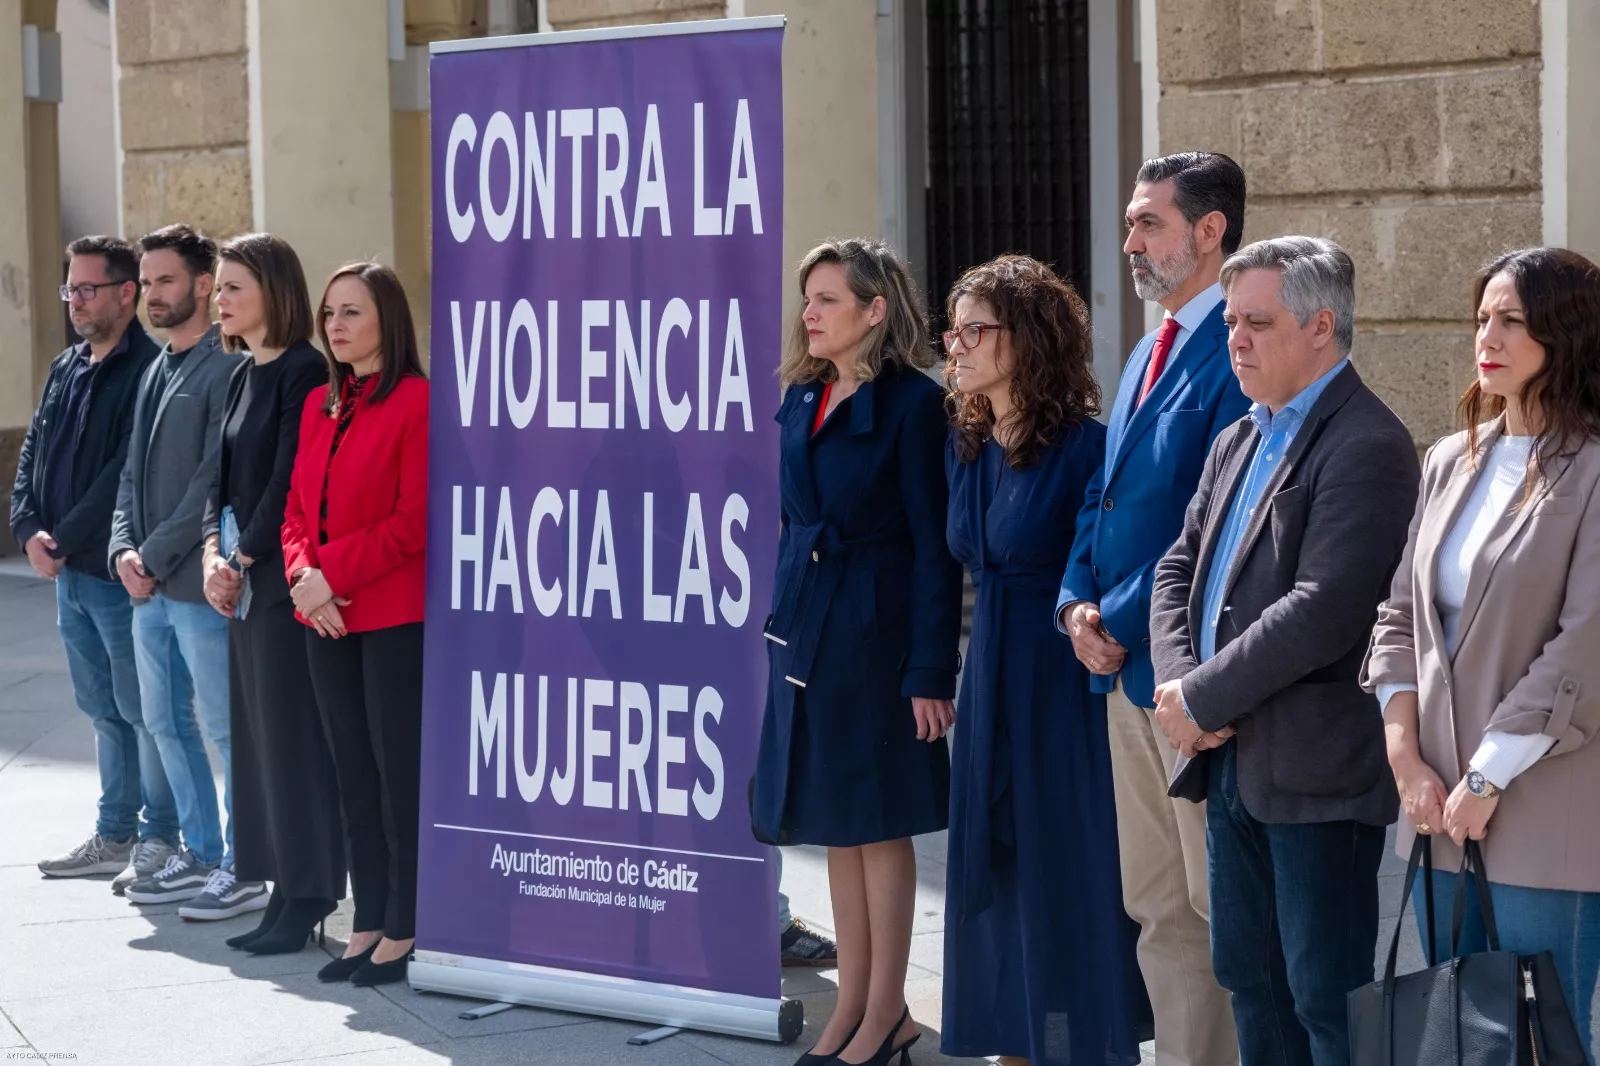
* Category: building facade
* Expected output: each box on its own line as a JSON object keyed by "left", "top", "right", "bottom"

{"left": 2, "top": 0, "right": 1597, "bottom": 540}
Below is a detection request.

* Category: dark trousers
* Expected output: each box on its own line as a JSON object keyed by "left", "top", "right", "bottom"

{"left": 306, "top": 622, "right": 424, "bottom": 940}
{"left": 230, "top": 599, "right": 346, "bottom": 900}
{"left": 1207, "top": 743, "right": 1385, "bottom": 1066}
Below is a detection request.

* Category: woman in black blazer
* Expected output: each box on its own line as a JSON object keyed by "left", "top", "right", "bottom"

{"left": 201, "top": 233, "right": 344, "bottom": 954}
{"left": 752, "top": 239, "right": 963, "bottom": 1066}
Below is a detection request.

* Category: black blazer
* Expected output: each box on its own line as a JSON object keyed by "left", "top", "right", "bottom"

{"left": 1151, "top": 364, "right": 1419, "bottom": 826}
{"left": 203, "top": 343, "right": 328, "bottom": 608}
{"left": 10, "top": 319, "right": 161, "bottom": 574}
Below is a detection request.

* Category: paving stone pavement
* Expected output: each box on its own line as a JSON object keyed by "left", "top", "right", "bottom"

{"left": 0, "top": 559, "right": 1454, "bottom": 1066}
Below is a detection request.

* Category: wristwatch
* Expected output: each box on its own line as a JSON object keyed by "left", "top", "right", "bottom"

{"left": 1466, "top": 770, "right": 1501, "bottom": 799}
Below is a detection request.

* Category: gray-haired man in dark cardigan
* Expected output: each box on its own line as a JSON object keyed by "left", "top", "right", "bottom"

{"left": 1150, "top": 236, "right": 1419, "bottom": 1066}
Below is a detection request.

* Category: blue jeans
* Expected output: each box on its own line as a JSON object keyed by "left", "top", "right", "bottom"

{"left": 1413, "top": 869, "right": 1600, "bottom": 1064}
{"left": 132, "top": 594, "right": 232, "bottom": 868}
{"left": 1207, "top": 744, "right": 1386, "bottom": 1066}
{"left": 56, "top": 568, "right": 179, "bottom": 844}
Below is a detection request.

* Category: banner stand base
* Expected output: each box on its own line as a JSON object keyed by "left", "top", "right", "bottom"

{"left": 457, "top": 1001, "right": 516, "bottom": 1021}
{"left": 627, "top": 1025, "right": 683, "bottom": 1046}
{"left": 411, "top": 951, "right": 804, "bottom": 1044}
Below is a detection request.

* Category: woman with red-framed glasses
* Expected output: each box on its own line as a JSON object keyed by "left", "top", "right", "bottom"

{"left": 941, "top": 254, "right": 1142, "bottom": 1066}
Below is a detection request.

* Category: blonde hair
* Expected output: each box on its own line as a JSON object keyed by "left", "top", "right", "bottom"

{"left": 778, "top": 238, "right": 933, "bottom": 387}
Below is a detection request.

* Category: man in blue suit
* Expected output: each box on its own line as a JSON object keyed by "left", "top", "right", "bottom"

{"left": 1057, "top": 152, "right": 1250, "bottom": 1066}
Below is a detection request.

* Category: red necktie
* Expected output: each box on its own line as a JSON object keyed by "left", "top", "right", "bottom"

{"left": 1137, "top": 316, "right": 1183, "bottom": 408}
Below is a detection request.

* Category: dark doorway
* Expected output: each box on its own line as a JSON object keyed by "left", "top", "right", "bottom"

{"left": 924, "top": 0, "right": 1093, "bottom": 328}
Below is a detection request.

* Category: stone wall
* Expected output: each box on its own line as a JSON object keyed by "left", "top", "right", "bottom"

{"left": 1155, "top": 0, "right": 1543, "bottom": 446}
{"left": 547, "top": 0, "right": 723, "bottom": 31}
{"left": 115, "top": 0, "right": 252, "bottom": 241}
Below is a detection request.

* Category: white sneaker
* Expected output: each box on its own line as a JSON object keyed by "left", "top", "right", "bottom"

{"left": 124, "top": 850, "right": 217, "bottom": 905}
{"left": 178, "top": 868, "right": 271, "bottom": 921}
{"left": 112, "top": 839, "right": 178, "bottom": 896}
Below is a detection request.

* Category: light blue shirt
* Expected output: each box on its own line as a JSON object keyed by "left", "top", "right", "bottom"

{"left": 1197, "top": 357, "right": 1351, "bottom": 665}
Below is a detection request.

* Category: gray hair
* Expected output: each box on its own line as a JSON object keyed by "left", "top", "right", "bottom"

{"left": 1220, "top": 236, "right": 1355, "bottom": 353}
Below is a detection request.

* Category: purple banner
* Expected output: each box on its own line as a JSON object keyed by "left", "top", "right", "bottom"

{"left": 418, "top": 26, "right": 784, "bottom": 1000}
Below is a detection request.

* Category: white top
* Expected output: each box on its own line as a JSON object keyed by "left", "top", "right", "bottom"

{"left": 1378, "top": 436, "right": 1556, "bottom": 788}
{"left": 1161, "top": 282, "right": 1224, "bottom": 364}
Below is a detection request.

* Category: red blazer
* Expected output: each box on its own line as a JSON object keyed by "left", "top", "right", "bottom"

{"left": 282, "top": 375, "right": 428, "bottom": 633}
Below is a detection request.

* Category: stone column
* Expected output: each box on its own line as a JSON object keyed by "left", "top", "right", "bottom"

{"left": 1543, "top": 0, "right": 1600, "bottom": 261}
{"left": 0, "top": 0, "right": 38, "bottom": 508}
{"left": 23, "top": 0, "right": 62, "bottom": 394}
{"left": 392, "top": 0, "right": 482, "bottom": 365}
{"left": 1154, "top": 0, "right": 1543, "bottom": 447}
{"left": 0, "top": 0, "right": 64, "bottom": 536}
{"left": 247, "top": 0, "right": 396, "bottom": 304}
{"left": 744, "top": 0, "right": 881, "bottom": 346}
{"left": 114, "top": 0, "right": 252, "bottom": 242}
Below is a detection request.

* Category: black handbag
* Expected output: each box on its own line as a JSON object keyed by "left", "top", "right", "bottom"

{"left": 1348, "top": 836, "right": 1588, "bottom": 1065}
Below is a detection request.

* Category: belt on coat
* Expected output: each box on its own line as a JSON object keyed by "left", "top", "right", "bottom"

{"left": 951, "top": 565, "right": 1061, "bottom": 923}
{"left": 763, "top": 519, "right": 901, "bottom": 690}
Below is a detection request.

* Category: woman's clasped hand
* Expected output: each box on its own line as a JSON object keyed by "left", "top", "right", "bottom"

{"left": 290, "top": 567, "right": 351, "bottom": 639}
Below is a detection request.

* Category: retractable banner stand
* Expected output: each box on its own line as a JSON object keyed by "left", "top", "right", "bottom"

{"left": 413, "top": 18, "right": 794, "bottom": 1043}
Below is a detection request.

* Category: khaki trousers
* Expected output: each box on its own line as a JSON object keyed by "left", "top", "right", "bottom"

{"left": 1107, "top": 682, "right": 1238, "bottom": 1066}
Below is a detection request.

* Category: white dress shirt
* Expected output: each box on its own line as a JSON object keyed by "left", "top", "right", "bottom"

{"left": 1378, "top": 435, "right": 1556, "bottom": 787}
{"left": 1159, "top": 282, "right": 1223, "bottom": 366}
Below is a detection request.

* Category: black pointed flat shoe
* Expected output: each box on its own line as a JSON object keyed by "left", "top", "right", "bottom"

{"left": 350, "top": 953, "right": 410, "bottom": 987}
{"left": 318, "top": 941, "right": 378, "bottom": 983}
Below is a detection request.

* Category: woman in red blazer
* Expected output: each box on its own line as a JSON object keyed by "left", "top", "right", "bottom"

{"left": 281, "top": 261, "right": 427, "bottom": 987}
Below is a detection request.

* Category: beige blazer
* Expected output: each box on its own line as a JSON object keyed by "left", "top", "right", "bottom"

{"left": 1364, "top": 418, "right": 1600, "bottom": 892}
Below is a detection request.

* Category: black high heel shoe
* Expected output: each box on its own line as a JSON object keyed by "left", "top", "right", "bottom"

{"left": 226, "top": 886, "right": 285, "bottom": 950}
{"left": 243, "top": 897, "right": 337, "bottom": 956}
{"left": 838, "top": 1008, "right": 919, "bottom": 1066}
{"left": 350, "top": 947, "right": 412, "bottom": 987}
{"left": 793, "top": 1020, "right": 860, "bottom": 1065}
{"left": 318, "top": 939, "right": 379, "bottom": 983}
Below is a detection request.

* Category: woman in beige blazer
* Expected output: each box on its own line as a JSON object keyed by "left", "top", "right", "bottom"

{"left": 1365, "top": 246, "right": 1600, "bottom": 1058}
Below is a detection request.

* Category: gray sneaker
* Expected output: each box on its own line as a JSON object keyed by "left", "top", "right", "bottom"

{"left": 111, "top": 838, "right": 179, "bottom": 896}
{"left": 124, "top": 850, "right": 217, "bottom": 904}
{"left": 177, "top": 868, "right": 270, "bottom": 921}
{"left": 38, "top": 833, "right": 133, "bottom": 878}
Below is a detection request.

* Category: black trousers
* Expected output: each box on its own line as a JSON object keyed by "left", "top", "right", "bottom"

{"left": 230, "top": 598, "right": 345, "bottom": 900}
{"left": 306, "top": 622, "right": 424, "bottom": 940}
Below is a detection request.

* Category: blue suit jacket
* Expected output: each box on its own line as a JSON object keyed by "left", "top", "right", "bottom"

{"left": 1056, "top": 301, "right": 1250, "bottom": 707}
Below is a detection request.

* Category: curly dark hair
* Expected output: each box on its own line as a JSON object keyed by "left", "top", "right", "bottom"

{"left": 944, "top": 255, "right": 1101, "bottom": 469}
{"left": 1461, "top": 247, "right": 1600, "bottom": 479}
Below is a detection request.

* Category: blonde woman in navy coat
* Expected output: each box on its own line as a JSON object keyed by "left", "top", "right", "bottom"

{"left": 753, "top": 238, "right": 963, "bottom": 1066}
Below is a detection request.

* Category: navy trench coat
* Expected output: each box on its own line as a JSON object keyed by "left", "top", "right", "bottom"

{"left": 751, "top": 362, "right": 963, "bottom": 847}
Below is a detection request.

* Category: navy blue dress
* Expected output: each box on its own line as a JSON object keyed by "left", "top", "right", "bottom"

{"left": 751, "top": 363, "right": 963, "bottom": 847}
{"left": 942, "top": 425, "right": 1141, "bottom": 1065}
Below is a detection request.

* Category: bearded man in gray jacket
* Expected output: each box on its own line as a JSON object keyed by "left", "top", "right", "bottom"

{"left": 107, "top": 224, "right": 258, "bottom": 920}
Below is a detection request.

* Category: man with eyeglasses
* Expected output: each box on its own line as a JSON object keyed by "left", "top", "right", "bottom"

{"left": 13, "top": 235, "right": 175, "bottom": 886}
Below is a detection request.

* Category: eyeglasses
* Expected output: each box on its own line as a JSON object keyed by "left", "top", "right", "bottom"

{"left": 59, "top": 281, "right": 126, "bottom": 303}
{"left": 942, "top": 322, "right": 1007, "bottom": 352}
